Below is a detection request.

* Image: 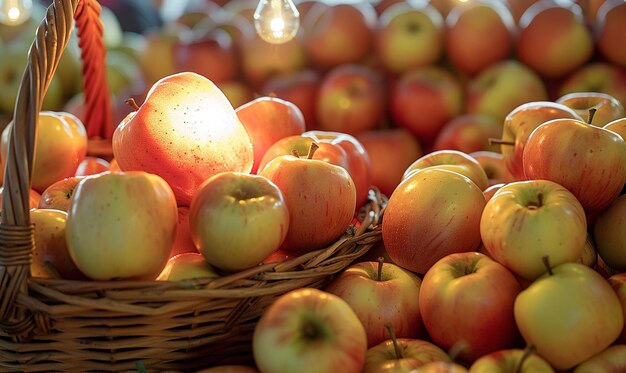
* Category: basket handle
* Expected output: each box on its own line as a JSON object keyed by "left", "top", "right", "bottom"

{"left": 0, "top": 0, "right": 110, "bottom": 340}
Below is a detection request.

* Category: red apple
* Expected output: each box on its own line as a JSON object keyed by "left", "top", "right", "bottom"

{"left": 170, "top": 206, "right": 197, "bottom": 258}
{"left": 483, "top": 183, "right": 505, "bottom": 202}
{"left": 74, "top": 156, "right": 110, "bottom": 177}
{"left": 38, "top": 176, "right": 85, "bottom": 212}
{"left": 316, "top": 64, "right": 385, "bottom": 136}
{"left": 517, "top": 0, "right": 593, "bottom": 78}
{"left": 594, "top": 194, "right": 626, "bottom": 271}
{"left": 605, "top": 117, "right": 626, "bottom": 140}
{"left": 325, "top": 259, "right": 424, "bottom": 347}
{"left": 434, "top": 114, "right": 503, "bottom": 154}
{"left": 556, "top": 92, "right": 626, "bottom": 127}
{"left": 236, "top": 96, "right": 306, "bottom": 174}
{"left": 445, "top": 0, "right": 516, "bottom": 76}
{"left": 382, "top": 168, "right": 486, "bottom": 274}
{"left": 420, "top": 252, "right": 522, "bottom": 362}
{"left": 403, "top": 150, "right": 490, "bottom": 191}
{"left": 156, "top": 252, "right": 219, "bottom": 281}
{"left": 596, "top": 0, "right": 626, "bottom": 68}
{"left": 259, "top": 143, "right": 357, "bottom": 254}
{"left": 559, "top": 62, "right": 626, "bottom": 109}
{"left": 469, "top": 151, "right": 514, "bottom": 186}
{"left": 481, "top": 180, "right": 587, "bottom": 280}
{"left": 253, "top": 288, "right": 367, "bottom": 373}
{"left": 391, "top": 66, "right": 464, "bottom": 146}
{"left": 262, "top": 249, "right": 298, "bottom": 264}
{"left": 505, "top": 0, "right": 539, "bottom": 22}
{"left": 523, "top": 117, "right": 626, "bottom": 213}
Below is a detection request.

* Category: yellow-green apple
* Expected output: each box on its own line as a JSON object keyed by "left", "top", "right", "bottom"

{"left": 382, "top": 168, "right": 486, "bottom": 274}
{"left": 414, "top": 360, "right": 469, "bottom": 372}
{"left": 112, "top": 72, "right": 254, "bottom": 206}
{"left": 236, "top": 96, "right": 306, "bottom": 174}
{"left": 136, "top": 30, "right": 179, "bottom": 88}
{"left": 30, "top": 209, "right": 86, "bottom": 280}
{"left": 252, "top": 288, "right": 367, "bottom": 373}
{"left": 499, "top": 101, "right": 582, "bottom": 180}
{"left": 483, "top": 183, "right": 505, "bottom": 202}
{"left": 170, "top": 206, "right": 197, "bottom": 258}
{"left": 303, "top": 130, "right": 372, "bottom": 208}
{"left": 578, "top": 234, "right": 598, "bottom": 268}
{"left": 466, "top": 60, "right": 548, "bottom": 123}
{"left": 156, "top": 252, "right": 219, "bottom": 281}
{"left": 574, "top": 344, "right": 626, "bottom": 373}
{"left": 105, "top": 49, "right": 144, "bottom": 98}
{"left": 559, "top": 62, "right": 626, "bottom": 109}
{"left": 363, "top": 331, "right": 451, "bottom": 373}
{"left": 469, "top": 152, "right": 514, "bottom": 186}
{"left": 2, "top": 112, "right": 87, "bottom": 193}
{"left": 74, "top": 157, "right": 110, "bottom": 177}
{"left": 325, "top": 259, "right": 424, "bottom": 347}
{"left": 403, "top": 150, "right": 490, "bottom": 191}
{"left": 480, "top": 180, "right": 587, "bottom": 280}
{"left": 259, "top": 143, "right": 356, "bottom": 253}
{"left": 468, "top": 348, "right": 554, "bottom": 373}
{"left": 189, "top": 171, "right": 289, "bottom": 272}
{"left": 261, "top": 69, "right": 321, "bottom": 131}
{"left": 434, "top": 114, "right": 502, "bottom": 154}
{"left": 54, "top": 111, "right": 87, "bottom": 159}
{"left": 445, "top": 0, "right": 516, "bottom": 76}
{"left": 556, "top": 92, "right": 626, "bottom": 127}
{"left": 37, "top": 176, "right": 85, "bottom": 212}
{"left": 391, "top": 66, "right": 464, "bottom": 147}
{"left": 316, "top": 64, "right": 385, "bottom": 136}
{"left": 66, "top": 171, "right": 177, "bottom": 280}
{"left": 240, "top": 33, "right": 308, "bottom": 90}
{"left": 217, "top": 80, "right": 254, "bottom": 109}
{"left": 596, "top": 0, "right": 626, "bottom": 68}
{"left": 302, "top": 2, "right": 376, "bottom": 69}
{"left": 356, "top": 128, "right": 423, "bottom": 197}
{"left": 608, "top": 273, "right": 626, "bottom": 343}
{"left": 594, "top": 194, "right": 626, "bottom": 271}
{"left": 605, "top": 117, "right": 626, "bottom": 140}
{"left": 420, "top": 252, "right": 522, "bottom": 361}
{"left": 375, "top": 1, "right": 444, "bottom": 75}
{"left": 516, "top": 0, "right": 593, "bottom": 78}
{"left": 514, "top": 262, "right": 623, "bottom": 370}
{"left": 522, "top": 117, "right": 626, "bottom": 213}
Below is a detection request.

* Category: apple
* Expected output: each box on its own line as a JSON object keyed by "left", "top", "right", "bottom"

{"left": 468, "top": 348, "right": 554, "bottom": 373}
{"left": 483, "top": 183, "right": 505, "bottom": 202}
{"left": 112, "top": 72, "right": 254, "bottom": 206}
{"left": 356, "top": 128, "right": 423, "bottom": 197}
{"left": 262, "top": 249, "right": 298, "bottom": 264}
{"left": 466, "top": 60, "right": 548, "bottom": 123}
{"left": 445, "top": 0, "right": 516, "bottom": 76}
{"left": 316, "top": 64, "right": 385, "bottom": 136}
{"left": 391, "top": 66, "right": 464, "bottom": 147}
{"left": 375, "top": 1, "right": 444, "bottom": 75}
{"left": 189, "top": 171, "right": 289, "bottom": 272}
{"left": 217, "top": 80, "right": 254, "bottom": 109}
{"left": 236, "top": 96, "right": 306, "bottom": 174}
{"left": 302, "top": 2, "right": 376, "bottom": 69}
{"left": 414, "top": 361, "right": 469, "bottom": 372}
{"left": 594, "top": 194, "right": 626, "bottom": 271}
{"left": 55, "top": 111, "right": 87, "bottom": 160}
{"left": 261, "top": 69, "right": 321, "bottom": 131}
{"left": 505, "top": 0, "right": 539, "bottom": 22}
{"left": 30, "top": 209, "right": 86, "bottom": 280}
{"left": 74, "top": 156, "right": 110, "bottom": 177}
{"left": 523, "top": 117, "right": 626, "bottom": 213}
{"left": 514, "top": 262, "right": 624, "bottom": 370}
{"left": 434, "top": 115, "right": 503, "bottom": 155}
{"left": 170, "top": 206, "right": 197, "bottom": 258}
{"left": 499, "top": 101, "right": 582, "bottom": 180}
{"left": 596, "top": 0, "right": 626, "bottom": 68}
{"left": 37, "top": 176, "right": 85, "bottom": 212}
{"left": 156, "top": 252, "right": 219, "bottom": 281}
{"left": 66, "top": 171, "right": 178, "bottom": 280}
{"left": 136, "top": 30, "right": 178, "bottom": 88}
{"left": 559, "top": 62, "right": 626, "bottom": 109}
{"left": 420, "top": 252, "right": 522, "bottom": 362}
{"left": 325, "top": 259, "right": 424, "bottom": 347}
{"left": 516, "top": 0, "right": 593, "bottom": 78}
{"left": 403, "top": 150, "right": 490, "bottom": 191}
{"left": 556, "top": 92, "right": 626, "bottom": 127}
{"left": 252, "top": 288, "right": 367, "bottom": 373}
{"left": 481, "top": 180, "right": 587, "bottom": 280}
{"left": 469, "top": 152, "right": 514, "bottom": 186}
{"left": 259, "top": 143, "right": 356, "bottom": 254}
{"left": 608, "top": 273, "right": 626, "bottom": 343}
{"left": 382, "top": 168, "right": 486, "bottom": 274}
{"left": 573, "top": 345, "right": 626, "bottom": 373}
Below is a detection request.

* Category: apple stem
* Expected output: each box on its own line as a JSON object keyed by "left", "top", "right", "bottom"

{"left": 125, "top": 98, "right": 140, "bottom": 111}
{"left": 385, "top": 322, "right": 403, "bottom": 360}
{"left": 307, "top": 142, "right": 319, "bottom": 159}
{"left": 448, "top": 340, "right": 468, "bottom": 362}
{"left": 587, "top": 108, "right": 597, "bottom": 125}
{"left": 291, "top": 149, "right": 300, "bottom": 158}
{"left": 542, "top": 256, "right": 553, "bottom": 276}
{"left": 489, "top": 138, "right": 515, "bottom": 146}
{"left": 377, "top": 257, "right": 384, "bottom": 282}
{"left": 514, "top": 345, "right": 536, "bottom": 373}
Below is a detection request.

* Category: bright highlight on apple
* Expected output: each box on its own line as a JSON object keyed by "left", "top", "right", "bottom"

{"left": 253, "top": 0, "right": 300, "bottom": 44}
{"left": 0, "top": 0, "right": 31, "bottom": 26}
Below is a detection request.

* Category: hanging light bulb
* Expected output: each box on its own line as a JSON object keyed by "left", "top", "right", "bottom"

{"left": 0, "top": 0, "right": 32, "bottom": 26}
{"left": 253, "top": 0, "right": 300, "bottom": 44}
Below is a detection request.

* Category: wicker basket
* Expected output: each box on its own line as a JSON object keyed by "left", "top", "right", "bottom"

{"left": 0, "top": 0, "right": 386, "bottom": 371}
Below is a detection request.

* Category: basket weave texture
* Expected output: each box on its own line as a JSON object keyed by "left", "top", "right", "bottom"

{"left": 0, "top": 0, "right": 386, "bottom": 371}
